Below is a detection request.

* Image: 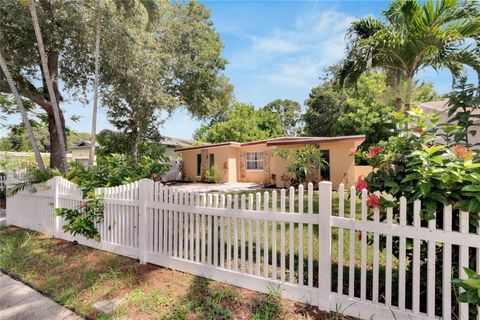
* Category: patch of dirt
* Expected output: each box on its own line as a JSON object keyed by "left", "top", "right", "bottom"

{"left": 0, "top": 226, "right": 357, "bottom": 319}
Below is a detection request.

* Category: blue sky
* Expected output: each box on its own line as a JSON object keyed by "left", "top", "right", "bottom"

{"left": 2, "top": 0, "right": 477, "bottom": 139}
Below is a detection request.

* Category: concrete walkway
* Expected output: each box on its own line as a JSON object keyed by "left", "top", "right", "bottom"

{"left": 167, "top": 182, "right": 263, "bottom": 193}
{"left": 0, "top": 272, "right": 83, "bottom": 320}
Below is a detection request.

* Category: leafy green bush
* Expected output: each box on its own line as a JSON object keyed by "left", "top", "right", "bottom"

{"left": 274, "top": 145, "right": 327, "bottom": 186}
{"left": 361, "top": 109, "right": 480, "bottom": 218}
{"left": 207, "top": 165, "right": 223, "bottom": 183}
{"left": 55, "top": 192, "right": 104, "bottom": 240}
{"left": 67, "top": 154, "right": 169, "bottom": 193}
{"left": 452, "top": 268, "right": 480, "bottom": 307}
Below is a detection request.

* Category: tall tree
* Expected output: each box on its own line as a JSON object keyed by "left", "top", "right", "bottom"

{"left": 304, "top": 71, "right": 440, "bottom": 149}
{"left": 88, "top": 0, "right": 159, "bottom": 167}
{"left": 193, "top": 102, "right": 283, "bottom": 143}
{"left": 262, "top": 99, "right": 303, "bottom": 136}
{"left": 28, "top": 0, "right": 67, "bottom": 172}
{"left": 101, "top": 1, "right": 232, "bottom": 160}
{"left": 88, "top": 0, "right": 104, "bottom": 168}
{"left": 0, "top": 51, "right": 45, "bottom": 170}
{"left": 0, "top": 1, "right": 95, "bottom": 170}
{"left": 337, "top": 0, "right": 480, "bottom": 111}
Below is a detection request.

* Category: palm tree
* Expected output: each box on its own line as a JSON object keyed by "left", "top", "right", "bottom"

{"left": 337, "top": 0, "right": 480, "bottom": 111}
{"left": 0, "top": 51, "right": 45, "bottom": 171}
{"left": 29, "top": 0, "right": 68, "bottom": 173}
{"left": 88, "top": 0, "right": 159, "bottom": 167}
{"left": 88, "top": 0, "right": 105, "bottom": 168}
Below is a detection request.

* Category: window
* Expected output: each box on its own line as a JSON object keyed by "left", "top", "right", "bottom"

{"left": 246, "top": 152, "right": 264, "bottom": 170}
{"left": 320, "top": 150, "right": 330, "bottom": 181}
{"left": 209, "top": 154, "right": 215, "bottom": 169}
{"left": 196, "top": 154, "right": 202, "bottom": 176}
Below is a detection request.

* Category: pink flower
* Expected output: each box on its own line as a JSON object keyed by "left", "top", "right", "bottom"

{"left": 451, "top": 145, "right": 471, "bottom": 160}
{"left": 366, "top": 146, "right": 383, "bottom": 158}
{"left": 367, "top": 194, "right": 380, "bottom": 209}
{"left": 356, "top": 176, "right": 368, "bottom": 193}
{"left": 80, "top": 201, "right": 88, "bottom": 209}
{"left": 450, "top": 200, "right": 457, "bottom": 206}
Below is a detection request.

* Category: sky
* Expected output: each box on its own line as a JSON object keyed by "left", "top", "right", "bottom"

{"left": 2, "top": 0, "right": 477, "bottom": 140}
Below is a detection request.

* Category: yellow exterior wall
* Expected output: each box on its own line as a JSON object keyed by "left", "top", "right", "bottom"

{"left": 238, "top": 144, "right": 275, "bottom": 184}
{"left": 180, "top": 146, "right": 239, "bottom": 183}
{"left": 179, "top": 140, "right": 361, "bottom": 189}
{"left": 354, "top": 165, "right": 373, "bottom": 182}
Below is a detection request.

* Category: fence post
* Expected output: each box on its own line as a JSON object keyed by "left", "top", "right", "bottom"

{"left": 5, "top": 170, "right": 18, "bottom": 226}
{"left": 138, "top": 179, "right": 153, "bottom": 264}
{"left": 53, "top": 176, "right": 61, "bottom": 236}
{"left": 318, "top": 181, "right": 332, "bottom": 311}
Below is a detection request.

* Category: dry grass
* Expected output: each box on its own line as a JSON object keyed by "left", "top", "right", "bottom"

{"left": 0, "top": 226, "right": 358, "bottom": 320}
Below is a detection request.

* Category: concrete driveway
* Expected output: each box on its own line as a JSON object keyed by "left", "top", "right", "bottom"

{"left": 166, "top": 182, "right": 263, "bottom": 193}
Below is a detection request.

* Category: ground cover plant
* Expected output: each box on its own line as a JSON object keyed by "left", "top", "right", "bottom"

{"left": 0, "top": 226, "right": 359, "bottom": 320}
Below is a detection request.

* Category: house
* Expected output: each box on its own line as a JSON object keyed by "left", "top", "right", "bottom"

{"left": 69, "top": 141, "right": 98, "bottom": 165}
{"left": 175, "top": 135, "right": 366, "bottom": 189}
{"left": 420, "top": 100, "right": 480, "bottom": 147}
{"left": 161, "top": 136, "right": 193, "bottom": 159}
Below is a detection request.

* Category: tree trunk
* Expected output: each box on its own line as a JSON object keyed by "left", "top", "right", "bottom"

{"left": 0, "top": 52, "right": 46, "bottom": 171}
{"left": 395, "top": 97, "right": 403, "bottom": 112}
{"left": 89, "top": 0, "right": 105, "bottom": 168}
{"left": 46, "top": 107, "right": 67, "bottom": 169}
{"left": 132, "top": 127, "right": 141, "bottom": 164}
{"left": 29, "top": 0, "right": 68, "bottom": 173}
{"left": 404, "top": 76, "right": 414, "bottom": 112}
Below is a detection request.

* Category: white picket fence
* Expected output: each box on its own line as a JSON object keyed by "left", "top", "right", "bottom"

{"left": 5, "top": 175, "right": 480, "bottom": 320}
{"left": 0, "top": 175, "right": 5, "bottom": 190}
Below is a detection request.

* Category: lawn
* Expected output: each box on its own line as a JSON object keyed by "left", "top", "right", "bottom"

{"left": 0, "top": 226, "right": 358, "bottom": 320}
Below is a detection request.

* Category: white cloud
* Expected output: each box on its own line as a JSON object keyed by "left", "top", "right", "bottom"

{"left": 230, "top": 8, "right": 362, "bottom": 89}
{"left": 251, "top": 36, "right": 299, "bottom": 54}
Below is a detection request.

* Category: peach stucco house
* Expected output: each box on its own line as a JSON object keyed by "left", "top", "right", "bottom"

{"left": 175, "top": 135, "right": 367, "bottom": 189}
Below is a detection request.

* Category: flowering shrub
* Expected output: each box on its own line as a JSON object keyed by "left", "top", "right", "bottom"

{"left": 55, "top": 192, "right": 104, "bottom": 240}
{"left": 359, "top": 109, "right": 480, "bottom": 219}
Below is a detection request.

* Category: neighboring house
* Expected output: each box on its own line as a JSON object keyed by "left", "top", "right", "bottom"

{"left": 176, "top": 135, "right": 366, "bottom": 189}
{"left": 420, "top": 100, "right": 480, "bottom": 147}
{"left": 69, "top": 141, "right": 98, "bottom": 166}
{"left": 161, "top": 136, "right": 193, "bottom": 159}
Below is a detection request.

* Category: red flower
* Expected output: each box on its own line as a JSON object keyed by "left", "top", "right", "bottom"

{"left": 356, "top": 176, "right": 368, "bottom": 193}
{"left": 413, "top": 127, "right": 422, "bottom": 133}
{"left": 450, "top": 200, "right": 457, "bottom": 206}
{"left": 349, "top": 147, "right": 357, "bottom": 156}
{"left": 151, "top": 172, "right": 158, "bottom": 181}
{"left": 367, "top": 194, "right": 380, "bottom": 209}
{"left": 366, "top": 146, "right": 383, "bottom": 158}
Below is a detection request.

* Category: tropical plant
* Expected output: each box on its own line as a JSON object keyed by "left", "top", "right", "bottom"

{"left": 337, "top": 0, "right": 480, "bottom": 111}
{"left": 452, "top": 268, "right": 480, "bottom": 307}
{"left": 28, "top": 0, "right": 68, "bottom": 173}
{"left": 274, "top": 145, "right": 328, "bottom": 186}
{"left": 442, "top": 77, "right": 480, "bottom": 148}
{"left": 88, "top": 0, "right": 104, "bottom": 168}
{"left": 0, "top": 51, "right": 45, "bottom": 171}
{"left": 6, "top": 167, "right": 60, "bottom": 197}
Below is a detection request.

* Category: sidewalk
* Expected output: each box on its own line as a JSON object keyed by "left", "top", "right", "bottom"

{"left": 0, "top": 272, "right": 83, "bottom": 320}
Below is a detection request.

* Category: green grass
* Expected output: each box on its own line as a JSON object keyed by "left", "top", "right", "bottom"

{"left": 0, "top": 226, "right": 332, "bottom": 319}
